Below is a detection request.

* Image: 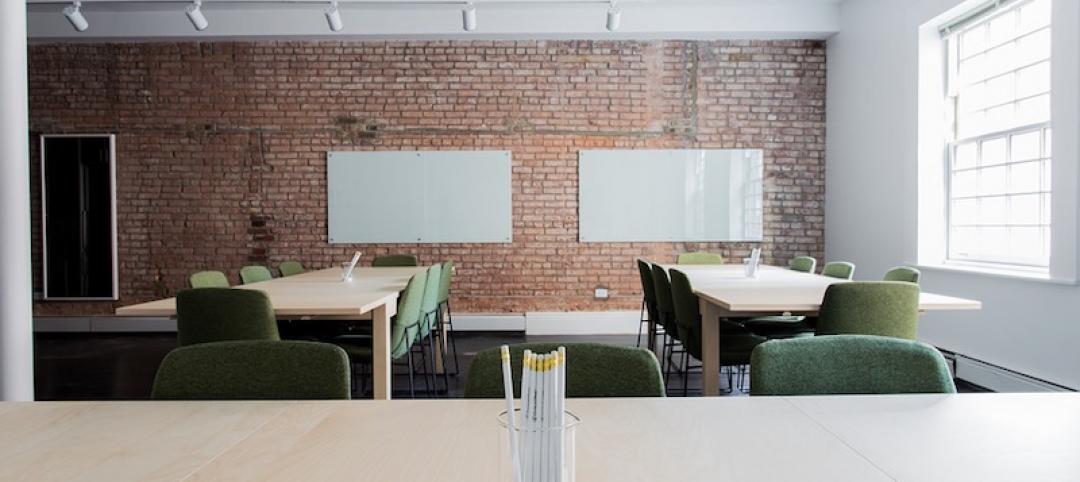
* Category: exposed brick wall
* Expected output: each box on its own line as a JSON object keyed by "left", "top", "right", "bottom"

{"left": 27, "top": 40, "right": 826, "bottom": 316}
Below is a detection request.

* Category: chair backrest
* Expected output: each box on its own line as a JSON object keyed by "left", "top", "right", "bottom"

{"left": 390, "top": 272, "right": 427, "bottom": 359}
{"left": 372, "top": 254, "right": 419, "bottom": 267}
{"left": 151, "top": 340, "right": 351, "bottom": 400}
{"left": 279, "top": 261, "right": 305, "bottom": 277}
{"left": 176, "top": 288, "right": 281, "bottom": 346}
{"left": 821, "top": 261, "right": 856, "bottom": 280}
{"left": 239, "top": 265, "right": 273, "bottom": 284}
{"left": 668, "top": 268, "right": 702, "bottom": 359}
{"left": 636, "top": 259, "right": 660, "bottom": 322}
{"left": 789, "top": 256, "right": 817, "bottom": 273}
{"left": 189, "top": 270, "right": 229, "bottom": 289}
{"left": 418, "top": 264, "right": 442, "bottom": 337}
{"left": 750, "top": 335, "right": 956, "bottom": 395}
{"left": 649, "top": 263, "right": 676, "bottom": 335}
{"left": 676, "top": 252, "right": 724, "bottom": 265}
{"left": 816, "top": 281, "right": 920, "bottom": 340}
{"left": 883, "top": 266, "right": 920, "bottom": 283}
{"left": 465, "top": 343, "right": 664, "bottom": 398}
{"left": 437, "top": 260, "right": 454, "bottom": 305}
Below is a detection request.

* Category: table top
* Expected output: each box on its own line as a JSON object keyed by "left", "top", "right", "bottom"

{"left": 663, "top": 264, "right": 982, "bottom": 314}
{"left": 2, "top": 393, "right": 1076, "bottom": 481}
{"left": 115, "top": 267, "right": 427, "bottom": 318}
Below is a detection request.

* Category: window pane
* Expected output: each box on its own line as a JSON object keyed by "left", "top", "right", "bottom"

{"left": 1008, "top": 161, "right": 1041, "bottom": 193}
{"left": 979, "top": 196, "right": 1007, "bottom": 224}
{"left": 955, "top": 142, "right": 977, "bottom": 169}
{"left": 1016, "top": 61, "right": 1049, "bottom": 98}
{"left": 981, "top": 137, "right": 1007, "bottom": 166}
{"left": 1016, "top": 28, "right": 1050, "bottom": 65}
{"left": 1010, "top": 130, "right": 1041, "bottom": 161}
{"left": 952, "top": 198, "right": 978, "bottom": 225}
{"left": 1010, "top": 226, "right": 1043, "bottom": 258}
{"left": 961, "top": 25, "right": 988, "bottom": 58}
{"left": 1044, "top": 127, "right": 1051, "bottom": 156}
{"left": 951, "top": 227, "right": 977, "bottom": 256}
{"left": 1009, "top": 194, "right": 1041, "bottom": 225}
{"left": 1020, "top": 0, "right": 1051, "bottom": 34}
{"left": 1015, "top": 93, "right": 1050, "bottom": 125}
{"left": 988, "top": 11, "right": 1018, "bottom": 45}
{"left": 979, "top": 226, "right": 1009, "bottom": 256}
{"left": 979, "top": 165, "right": 1008, "bottom": 195}
{"left": 952, "top": 169, "right": 977, "bottom": 197}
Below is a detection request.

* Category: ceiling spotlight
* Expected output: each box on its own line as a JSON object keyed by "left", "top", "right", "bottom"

{"left": 186, "top": 0, "right": 209, "bottom": 31}
{"left": 325, "top": 1, "right": 343, "bottom": 32}
{"left": 462, "top": 2, "right": 477, "bottom": 32}
{"left": 63, "top": 1, "right": 89, "bottom": 32}
{"left": 606, "top": 1, "right": 621, "bottom": 31}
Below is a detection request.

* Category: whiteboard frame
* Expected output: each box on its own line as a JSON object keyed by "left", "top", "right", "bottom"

{"left": 326, "top": 150, "right": 513, "bottom": 244}
{"left": 577, "top": 148, "right": 765, "bottom": 243}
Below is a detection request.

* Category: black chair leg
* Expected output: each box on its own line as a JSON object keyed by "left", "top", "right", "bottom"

{"left": 682, "top": 351, "right": 690, "bottom": 397}
{"left": 443, "top": 300, "right": 461, "bottom": 375}
{"left": 406, "top": 351, "right": 416, "bottom": 398}
{"left": 636, "top": 299, "right": 646, "bottom": 347}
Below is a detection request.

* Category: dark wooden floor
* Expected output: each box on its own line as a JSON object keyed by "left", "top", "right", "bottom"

{"left": 33, "top": 332, "right": 988, "bottom": 400}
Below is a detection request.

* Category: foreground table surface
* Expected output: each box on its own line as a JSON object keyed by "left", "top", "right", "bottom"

{"left": 113, "top": 266, "right": 426, "bottom": 401}
{"left": 1, "top": 393, "right": 1076, "bottom": 481}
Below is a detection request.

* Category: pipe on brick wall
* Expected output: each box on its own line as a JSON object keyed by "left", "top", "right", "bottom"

{"left": 0, "top": 0, "right": 36, "bottom": 400}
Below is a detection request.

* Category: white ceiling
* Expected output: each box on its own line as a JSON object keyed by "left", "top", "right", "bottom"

{"left": 27, "top": 0, "right": 841, "bottom": 42}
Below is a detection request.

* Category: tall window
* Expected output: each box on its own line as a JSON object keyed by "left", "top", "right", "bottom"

{"left": 945, "top": 0, "right": 1051, "bottom": 269}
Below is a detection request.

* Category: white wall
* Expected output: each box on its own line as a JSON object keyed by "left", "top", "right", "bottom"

{"left": 826, "top": 0, "right": 1080, "bottom": 389}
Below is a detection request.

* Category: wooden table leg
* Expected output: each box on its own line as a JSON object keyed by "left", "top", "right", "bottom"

{"left": 372, "top": 302, "right": 394, "bottom": 400}
{"left": 700, "top": 299, "right": 721, "bottom": 397}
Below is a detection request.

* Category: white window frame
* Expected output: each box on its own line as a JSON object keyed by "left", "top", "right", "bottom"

{"left": 942, "top": 0, "right": 1052, "bottom": 271}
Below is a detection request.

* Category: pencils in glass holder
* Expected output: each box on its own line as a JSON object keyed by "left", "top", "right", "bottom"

{"left": 500, "top": 346, "right": 522, "bottom": 482}
{"left": 503, "top": 347, "right": 568, "bottom": 482}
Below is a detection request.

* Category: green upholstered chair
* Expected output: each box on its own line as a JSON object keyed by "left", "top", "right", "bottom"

{"left": 883, "top": 266, "right": 921, "bottom": 283}
{"left": 821, "top": 261, "right": 856, "bottom": 280}
{"left": 649, "top": 263, "right": 680, "bottom": 379}
{"left": 749, "top": 335, "right": 956, "bottom": 395}
{"left": 465, "top": 343, "right": 664, "bottom": 398}
{"left": 151, "top": 340, "right": 351, "bottom": 400}
{"left": 372, "top": 254, "right": 419, "bottom": 267}
{"left": 676, "top": 252, "right": 724, "bottom": 265}
{"left": 636, "top": 259, "right": 662, "bottom": 349}
{"left": 436, "top": 260, "right": 460, "bottom": 375}
{"left": 279, "top": 261, "right": 305, "bottom": 277}
{"left": 189, "top": 270, "right": 229, "bottom": 289}
{"left": 176, "top": 288, "right": 280, "bottom": 347}
{"left": 417, "top": 264, "right": 448, "bottom": 393}
{"left": 239, "top": 265, "right": 273, "bottom": 284}
{"left": 332, "top": 272, "right": 427, "bottom": 397}
{"left": 789, "top": 256, "right": 817, "bottom": 273}
{"left": 669, "top": 268, "right": 766, "bottom": 394}
{"left": 815, "top": 281, "right": 921, "bottom": 340}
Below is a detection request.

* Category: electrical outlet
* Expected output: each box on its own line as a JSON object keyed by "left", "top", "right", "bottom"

{"left": 594, "top": 287, "right": 609, "bottom": 299}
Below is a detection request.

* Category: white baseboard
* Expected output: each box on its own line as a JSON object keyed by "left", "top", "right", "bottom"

{"left": 954, "top": 355, "right": 1070, "bottom": 392}
{"left": 451, "top": 314, "right": 526, "bottom": 331}
{"left": 524, "top": 311, "right": 640, "bottom": 335}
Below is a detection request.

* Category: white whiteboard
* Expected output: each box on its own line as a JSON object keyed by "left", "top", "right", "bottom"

{"left": 578, "top": 149, "right": 764, "bottom": 242}
{"left": 327, "top": 151, "right": 512, "bottom": 243}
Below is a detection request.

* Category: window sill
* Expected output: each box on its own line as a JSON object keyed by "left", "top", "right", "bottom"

{"left": 913, "top": 262, "right": 1077, "bottom": 285}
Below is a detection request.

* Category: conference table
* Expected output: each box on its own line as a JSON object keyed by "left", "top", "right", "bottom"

{"left": 115, "top": 266, "right": 427, "bottom": 400}
{"left": 660, "top": 264, "right": 983, "bottom": 396}
{"left": 2, "top": 393, "right": 1076, "bottom": 480}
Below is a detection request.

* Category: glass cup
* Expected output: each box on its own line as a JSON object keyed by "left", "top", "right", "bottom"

{"left": 341, "top": 261, "right": 354, "bottom": 281}
{"left": 497, "top": 409, "right": 580, "bottom": 482}
{"left": 742, "top": 258, "right": 760, "bottom": 278}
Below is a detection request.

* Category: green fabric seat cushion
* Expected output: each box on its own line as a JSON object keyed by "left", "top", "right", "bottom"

{"left": 750, "top": 334, "right": 956, "bottom": 396}
{"left": 816, "top": 281, "right": 920, "bottom": 340}
{"left": 239, "top": 265, "right": 273, "bottom": 284}
{"left": 418, "top": 264, "right": 443, "bottom": 338}
{"left": 821, "top": 261, "right": 856, "bottom": 280}
{"left": 279, "top": 261, "right": 305, "bottom": 277}
{"left": 465, "top": 342, "right": 664, "bottom": 398}
{"left": 883, "top": 266, "right": 921, "bottom": 283}
{"left": 789, "top": 256, "right": 817, "bottom": 273}
{"left": 176, "top": 288, "right": 280, "bottom": 346}
{"left": 676, "top": 252, "right": 724, "bottom": 265}
{"left": 151, "top": 340, "right": 351, "bottom": 400}
{"left": 189, "top": 270, "right": 229, "bottom": 288}
{"left": 437, "top": 260, "right": 454, "bottom": 305}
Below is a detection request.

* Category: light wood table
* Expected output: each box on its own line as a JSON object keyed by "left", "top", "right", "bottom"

{"left": 115, "top": 266, "right": 427, "bottom": 400}
{"left": 2, "top": 394, "right": 1077, "bottom": 481}
{"left": 662, "top": 265, "right": 983, "bottom": 396}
